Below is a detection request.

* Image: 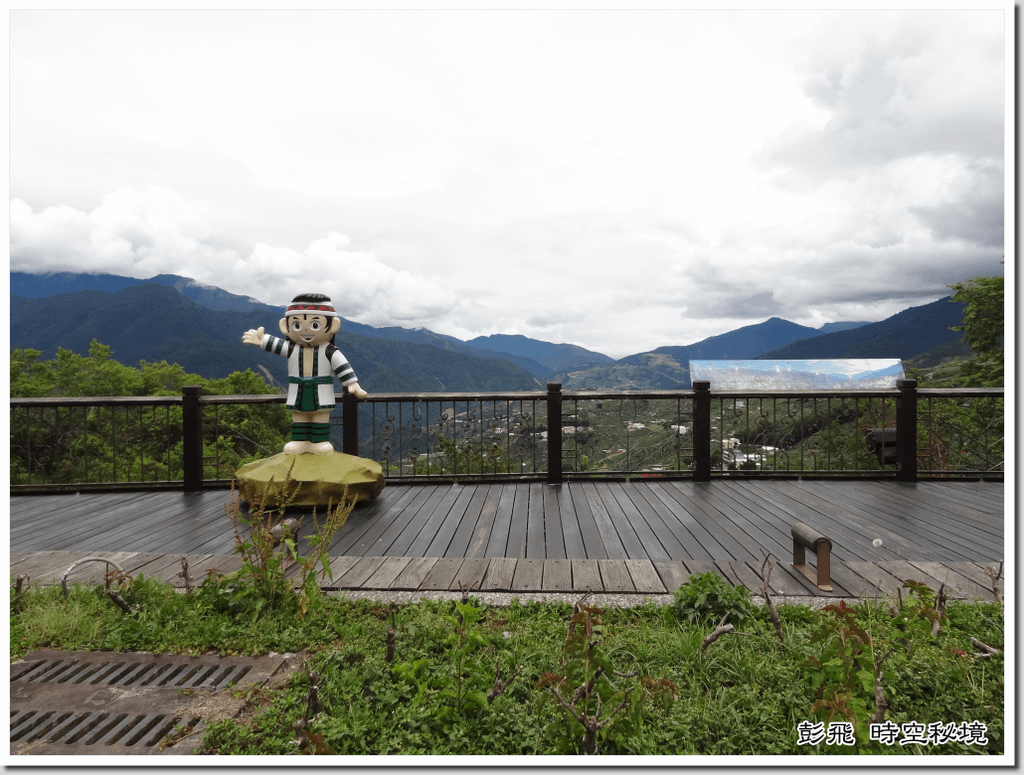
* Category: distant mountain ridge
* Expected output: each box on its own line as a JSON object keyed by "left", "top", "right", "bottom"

{"left": 555, "top": 317, "right": 825, "bottom": 390}
{"left": 10, "top": 271, "right": 606, "bottom": 379}
{"left": 554, "top": 303, "right": 964, "bottom": 390}
{"left": 466, "top": 334, "right": 615, "bottom": 374}
{"left": 819, "top": 321, "right": 870, "bottom": 334}
{"left": 10, "top": 284, "right": 545, "bottom": 392}
{"left": 755, "top": 297, "right": 965, "bottom": 361}
{"left": 10, "top": 271, "right": 963, "bottom": 391}
{"left": 11, "top": 271, "right": 270, "bottom": 313}
{"left": 630, "top": 317, "right": 821, "bottom": 362}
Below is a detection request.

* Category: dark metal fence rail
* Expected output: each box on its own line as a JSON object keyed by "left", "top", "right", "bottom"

{"left": 10, "top": 381, "right": 1004, "bottom": 492}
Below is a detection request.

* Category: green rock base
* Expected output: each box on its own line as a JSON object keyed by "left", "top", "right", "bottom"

{"left": 235, "top": 452, "right": 385, "bottom": 508}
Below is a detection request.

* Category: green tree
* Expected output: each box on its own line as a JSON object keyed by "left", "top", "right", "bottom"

{"left": 949, "top": 275, "right": 1003, "bottom": 387}
{"left": 10, "top": 348, "right": 57, "bottom": 397}
{"left": 10, "top": 341, "right": 292, "bottom": 486}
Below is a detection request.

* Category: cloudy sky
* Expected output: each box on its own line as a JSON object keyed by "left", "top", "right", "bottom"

{"left": 9, "top": 6, "right": 1010, "bottom": 359}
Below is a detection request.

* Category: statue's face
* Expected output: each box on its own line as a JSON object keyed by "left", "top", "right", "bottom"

{"left": 282, "top": 314, "right": 335, "bottom": 346}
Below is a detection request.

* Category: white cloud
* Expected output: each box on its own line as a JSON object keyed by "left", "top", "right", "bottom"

{"left": 10, "top": 187, "right": 462, "bottom": 329}
{"left": 8, "top": 8, "right": 1010, "bottom": 360}
{"left": 11, "top": 186, "right": 233, "bottom": 279}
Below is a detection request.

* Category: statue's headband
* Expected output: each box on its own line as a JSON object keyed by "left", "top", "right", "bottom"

{"left": 286, "top": 302, "right": 337, "bottom": 317}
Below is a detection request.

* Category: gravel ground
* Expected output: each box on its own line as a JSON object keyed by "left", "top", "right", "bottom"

{"left": 328, "top": 588, "right": 862, "bottom": 611}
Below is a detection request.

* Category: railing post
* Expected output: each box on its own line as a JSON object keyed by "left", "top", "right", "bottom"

{"left": 896, "top": 378, "right": 918, "bottom": 482}
{"left": 692, "top": 380, "right": 711, "bottom": 482}
{"left": 182, "top": 385, "right": 204, "bottom": 492}
{"left": 343, "top": 391, "right": 360, "bottom": 456}
{"left": 547, "top": 382, "right": 563, "bottom": 484}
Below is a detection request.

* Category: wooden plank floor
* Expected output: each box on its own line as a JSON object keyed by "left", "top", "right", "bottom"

{"left": 9, "top": 480, "right": 1005, "bottom": 600}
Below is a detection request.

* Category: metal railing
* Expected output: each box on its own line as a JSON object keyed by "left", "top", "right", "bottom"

{"left": 10, "top": 381, "right": 1004, "bottom": 492}
{"left": 344, "top": 392, "right": 549, "bottom": 480}
{"left": 556, "top": 390, "right": 697, "bottom": 479}
{"left": 710, "top": 390, "right": 898, "bottom": 476}
{"left": 916, "top": 389, "right": 1005, "bottom": 476}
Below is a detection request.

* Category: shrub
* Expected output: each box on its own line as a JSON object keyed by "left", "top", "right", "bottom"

{"left": 672, "top": 572, "right": 757, "bottom": 629}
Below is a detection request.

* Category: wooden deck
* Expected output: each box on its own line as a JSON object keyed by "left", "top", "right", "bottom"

{"left": 9, "top": 480, "right": 1005, "bottom": 601}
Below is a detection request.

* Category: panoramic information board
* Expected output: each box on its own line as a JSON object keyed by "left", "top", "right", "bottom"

{"left": 688, "top": 359, "right": 905, "bottom": 390}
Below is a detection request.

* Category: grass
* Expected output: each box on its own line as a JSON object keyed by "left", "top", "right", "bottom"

{"left": 10, "top": 572, "right": 1005, "bottom": 757}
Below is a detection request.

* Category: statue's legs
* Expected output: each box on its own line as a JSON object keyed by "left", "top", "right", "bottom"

{"left": 285, "top": 410, "right": 334, "bottom": 455}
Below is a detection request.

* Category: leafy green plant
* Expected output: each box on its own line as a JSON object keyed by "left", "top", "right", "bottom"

{"left": 536, "top": 599, "right": 677, "bottom": 755}
{"left": 804, "top": 600, "right": 886, "bottom": 748}
{"left": 290, "top": 495, "right": 355, "bottom": 620}
{"left": 438, "top": 597, "right": 494, "bottom": 714}
{"left": 198, "top": 480, "right": 354, "bottom": 620}
{"left": 11, "top": 571, "right": 1004, "bottom": 756}
{"left": 949, "top": 274, "right": 1003, "bottom": 387}
{"left": 892, "top": 579, "right": 943, "bottom": 654}
{"left": 672, "top": 572, "right": 757, "bottom": 629}
{"left": 388, "top": 596, "right": 514, "bottom": 717}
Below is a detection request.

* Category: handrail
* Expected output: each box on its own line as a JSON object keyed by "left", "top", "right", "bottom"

{"left": 10, "top": 381, "right": 1005, "bottom": 492}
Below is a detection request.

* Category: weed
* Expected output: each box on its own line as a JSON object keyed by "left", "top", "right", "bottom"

{"left": 11, "top": 583, "right": 108, "bottom": 654}
{"left": 536, "top": 598, "right": 677, "bottom": 755}
{"left": 672, "top": 571, "right": 757, "bottom": 629}
{"left": 804, "top": 600, "right": 887, "bottom": 748}
{"left": 438, "top": 597, "right": 495, "bottom": 714}
{"left": 198, "top": 481, "right": 354, "bottom": 620}
{"left": 892, "top": 579, "right": 943, "bottom": 653}
{"left": 10, "top": 575, "right": 1004, "bottom": 756}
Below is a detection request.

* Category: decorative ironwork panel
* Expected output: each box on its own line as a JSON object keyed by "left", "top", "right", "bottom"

{"left": 917, "top": 392, "right": 1004, "bottom": 477}
{"left": 560, "top": 394, "right": 696, "bottom": 477}
{"left": 10, "top": 403, "right": 182, "bottom": 488}
{"left": 352, "top": 397, "right": 546, "bottom": 479}
{"left": 203, "top": 401, "right": 292, "bottom": 483}
{"left": 712, "top": 392, "right": 897, "bottom": 475}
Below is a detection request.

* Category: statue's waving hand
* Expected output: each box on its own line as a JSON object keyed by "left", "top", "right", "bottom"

{"left": 242, "top": 327, "right": 265, "bottom": 346}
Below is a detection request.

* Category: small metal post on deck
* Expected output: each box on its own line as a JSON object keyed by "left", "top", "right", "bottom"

{"left": 791, "top": 522, "right": 833, "bottom": 591}
{"left": 342, "top": 391, "right": 360, "bottom": 456}
{"left": 182, "top": 385, "right": 204, "bottom": 492}
{"left": 692, "top": 380, "right": 711, "bottom": 482}
{"left": 547, "top": 382, "right": 563, "bottom": 484}
{"left": 896, "top": 378, "right": 918, "bottom": 483}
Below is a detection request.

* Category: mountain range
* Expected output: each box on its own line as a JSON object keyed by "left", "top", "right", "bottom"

{"left": 9, "top": 281, "right": 546, "bottom": 392}
{"left": 10, "top": 271, "right": 968, "bottom": 392}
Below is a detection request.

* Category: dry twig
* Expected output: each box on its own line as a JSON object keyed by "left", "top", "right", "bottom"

{"left": 548, "top": 677, "right": 631, "bottom": 756}
{"left": 759, "top": 551, "right": 785, "bottom": 646}
{"left": 970, "top": 637, "right": 1001, "bottom": 658}
{"left": 871, "top": 647, "right": 895, "bottom": 725}
{"left": 932, "top": 583, "right": 947, "bottom": 637}
{"left": 985, "top": 562, "right": 1003, "bottom": 607}
{"left": 698, "top": 615, "right": 751, "bottom": 655}
{"left": 105, "top": 589, "right": 134, "bottom": 614}
{"left": 177, "top": 555, "right": 193, "bottom": 593}
{"left": 487, "top": 663, "right": 523, "bottom": 703}
{"left": 385, "top": 612, "right": 397, "bottom": 664}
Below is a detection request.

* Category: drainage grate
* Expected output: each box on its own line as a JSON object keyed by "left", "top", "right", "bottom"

{"left": 10, "top": 710, "right": 200, "bottom": 752}
{"left": 11, "top": 649, "right": 292, "bottom": 755}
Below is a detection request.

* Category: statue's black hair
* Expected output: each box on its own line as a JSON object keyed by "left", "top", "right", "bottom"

{"left": 290, "top": 292, "right": 332, "bottom": 305}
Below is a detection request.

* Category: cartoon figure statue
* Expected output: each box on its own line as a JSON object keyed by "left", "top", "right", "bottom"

{"left": 242, "top": 293, "right": 367, "bottom": 455}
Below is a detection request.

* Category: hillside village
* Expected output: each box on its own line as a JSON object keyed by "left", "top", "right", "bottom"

{"left": 382, "top": 392, "right": 869, "bottom": 478}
